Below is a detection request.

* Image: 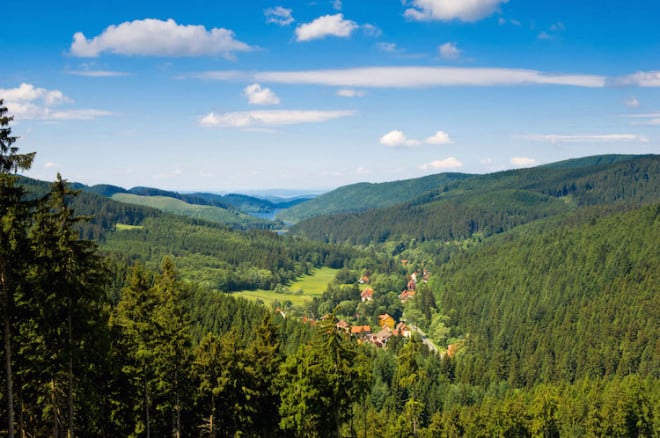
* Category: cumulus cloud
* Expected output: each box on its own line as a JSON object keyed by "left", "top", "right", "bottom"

{"left": 252, "top": 66, "right": 606, "bottom": 88}
{"left": 420, "top": 157, "right": 463, "bottom": 170}
{"left": 70, "top": 18, "right": 254, "bottom": 58}
{"left": 380, "top": 130, "right": 421, "bottom": 147}
{"left": 265, "top": 6, "right": 294, "bottom": 26}
{"left": 405, "top": 0, "right": 508, "bottom": 22}
{"left": 439, "top": 42, "right": 461, "bottom": 59}
{"left": 336, "top": 88, "right": 365, "bottom": 97}
{"left": 200, "top": 109, "right": 356, "bottom": 128}
{"left": 425, "top": 131, "right": 454, "bottom": 144}
{"left": 243, "top": 83, "right": 280, "bottom": 105}
{"left": 522, "top": 133, "right": 648, "bottom": 143}
{"left": 295, "top": 14, "right": 358, "bottom": 41}
{"left": 380, "top": 129, "right": 453, "bottom": 147}
{"left": 510, "top": 156, "right": 537, "bottom": 167}
{"left": 0, "top": 83, "right": 111, "bottom": 120}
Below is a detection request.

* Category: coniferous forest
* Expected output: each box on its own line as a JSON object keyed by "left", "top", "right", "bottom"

{"left": 1, "top": 99, "right": 659, "bottom": 437}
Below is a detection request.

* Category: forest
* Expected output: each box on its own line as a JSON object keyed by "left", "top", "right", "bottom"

{"left": 1, "top": 99, "right": 659, "bottom": 437}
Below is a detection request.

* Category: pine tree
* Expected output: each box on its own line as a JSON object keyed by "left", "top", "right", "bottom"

{"left": 113, "top": 264, "right": 158, "bottom": 437}
{"left": 27, "top": 174, "right": 109, "bottom": 437}
{"left": 0, "top": 99, "right": 35, "bottom": 438}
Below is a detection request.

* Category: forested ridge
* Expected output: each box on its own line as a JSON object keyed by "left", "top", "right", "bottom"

{"left": 291, "top": 154, "right": 660, "bottom": 245}
{"left": 1, "top": 99, "right": 659, "bottom": 437}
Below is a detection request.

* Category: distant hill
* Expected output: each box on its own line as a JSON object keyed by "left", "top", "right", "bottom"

{"left": 110, "top": 193, "right": 279, "bottom": 230}
{"left": 277, "top": 172, "right": 472, "bottom": 223}
{"left": 290, "top": 154, "right": 660, "bottom": 245}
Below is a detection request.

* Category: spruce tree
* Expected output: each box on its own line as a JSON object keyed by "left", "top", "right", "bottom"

{"left": 0, "top": 99, "right": 35, "bottom": 438}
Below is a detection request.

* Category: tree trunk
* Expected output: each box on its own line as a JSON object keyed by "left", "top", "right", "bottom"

{"left": 67, "top": 303, "right": 74, "bottom": 438}
{"left": 144, "top": 379, "right": 150, "bottom": 438}
{"left": 1, "top": 266, "right": 15, "bottom": 438}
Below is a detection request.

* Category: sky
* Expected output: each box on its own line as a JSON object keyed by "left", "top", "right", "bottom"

{"left": 2, "top": 0, "right": 659, "bottom": 193}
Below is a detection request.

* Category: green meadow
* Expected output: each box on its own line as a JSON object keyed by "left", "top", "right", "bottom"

{"left": 115, "top": 223, "right": 144, "bottom": 231}
{"left": 231, "top": 267, "right": 339, "bottom": 306}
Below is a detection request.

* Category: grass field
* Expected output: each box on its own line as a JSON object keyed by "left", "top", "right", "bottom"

{"left": 115, "top": 223, "right": 144, "bottom": 230}
{"left": 231, "top": 267, "right": 339, "bottom": 307}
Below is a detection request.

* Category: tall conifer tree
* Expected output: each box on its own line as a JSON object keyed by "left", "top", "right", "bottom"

{"left": 0, "top": 99, "right": 35, "bottom": 438}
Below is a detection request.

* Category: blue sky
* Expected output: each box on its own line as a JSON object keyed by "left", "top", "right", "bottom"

{"left": 2, "top": 0, "right": 659, "bottom": 192}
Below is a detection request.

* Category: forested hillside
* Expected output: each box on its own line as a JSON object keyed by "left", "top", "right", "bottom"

{"left": 110, "top": 192, "right": 280, "bottom": 229}
{"left": 277, "top": 172, "right": 472, "bottom": 223}
{"left": 101, "top": 213, "right": 356, "bottom": 292}
{"left": 291, "top": 155, "right": 660, "bottom": 245}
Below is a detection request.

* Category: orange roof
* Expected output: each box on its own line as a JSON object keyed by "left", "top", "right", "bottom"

{"left": 351, "top": 325, "right": 371, "bottom": 334}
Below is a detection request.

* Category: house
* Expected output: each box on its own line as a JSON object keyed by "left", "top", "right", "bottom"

{"left": 370, "top": 327, "right": 395, "bottom": 347}
{"left": 447, "top": 343, "right": 460, "bottom": 358}
{"left": 394, "top": 321, "right": 412, "bottom": 338}
{"left": 360, "top": 288, "right": 374, "bottom": 302}
{"left": 378, "top": 313, "right": 395, "bottom": 329}
{"left": 399, "top": 289, "right": 416, "bottom": 303}
{"left": 359, "top": 275, "right": 370, "bottom": 284}
{"left": 351, "top": 325, "right": 371, "bottom": 337}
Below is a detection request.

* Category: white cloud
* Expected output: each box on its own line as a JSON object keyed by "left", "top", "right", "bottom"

{"left": 377, "top": 42, "right": 398, "bottom": 52}
{"left": 44, "top": 162, "right": 58, "bottom": 168}
{"left": 439, "top": 42, "right": 461, "bottom": 59}
{"left": 253, "top": 66, "right": 606, "bottom": 88}
{"left": 405, "top": 0, "right": 508, "bottom": 22}
{"left": 425, "top": 131, "right": 454, "bottom": 144}
{"left": 67, "top": 70, "right": 129, "bottom": 77}
{"left": 510, "top": 156, "right": 537, "bottom": 167}
{"left": 70, "top": 18, "right": 254, "bottom": 58}
{"left": 1, "top": 83, "right": 70, "bottom": 105}
{"left": 381, "top": 129, "right": 454, "bottom": 147}
{"left": 333, "top": 0, "right": 343, "bottom": 11}
{"left": 624, "top": 97, "right": 640, "bottom": 108}
{"left": 200, "top": 109, "right": 356, "bottom": 128}
{"left": 537, "top": 31, "right": 551, "bottom": 40}
{"left": 0, "top": 83, "right": 111, "bottom": 120}
{"left": 611, "top": 71, "right": 660, "bottom": 87}
{"left": 550, "top": 22, "right": 565, "bottom": 31}
{"left": 265, "top": 7, "right": 294, "bottom": 26}
{"left": 522, "top": 133, "right": 648, "bottom": 143}
{"left": 499, "top": 17, "right": 521, "bottom": 26}
{"left": 380, "top": 130, "right": 421, "bottom": 147}
{"left": 622, "top": 113, "right": 660, "bottom": 126}
{"left": 420, "top": 157, "right": 463, "bottom": 170}
{"left": 362, "top": 24, "right": 382, "bottom": 38}
{"left": 336, "top": 88, "right": 365, "bottom": 97}
{"left": 243, "top": 83, "right": 280, "bottom": 105}
{"left": 295, "top": 14, "right": 358, "bottom": 41}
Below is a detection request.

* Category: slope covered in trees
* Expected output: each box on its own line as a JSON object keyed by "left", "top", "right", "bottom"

{"left": 111, "top": 193, "right": 280, "bottom": 230}
{"left": 291, "top": 155, "right": 660, "bottom": 245}
{"left": 433, "top": 204, "right": 659, "bottom": 387}
{"left": 277, "top": 172, "right": 472, "bottom": 223}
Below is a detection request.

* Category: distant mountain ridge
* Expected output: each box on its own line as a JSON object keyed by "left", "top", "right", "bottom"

{"left": 290, "top": 154, "right": 660, "bottom": 245}
{"left": 277, "top": 172, "right": 473, "bottom": 223}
